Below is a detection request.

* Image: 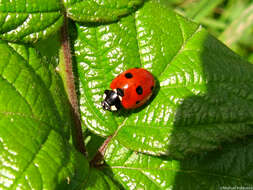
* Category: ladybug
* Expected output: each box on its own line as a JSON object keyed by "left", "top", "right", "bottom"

{"left": 101, "top": 68, "right": 155, "bottom": 111}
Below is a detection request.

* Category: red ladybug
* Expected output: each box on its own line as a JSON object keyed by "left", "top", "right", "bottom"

{"left": 101, "top": 68, "right": 155, "bottom": 111}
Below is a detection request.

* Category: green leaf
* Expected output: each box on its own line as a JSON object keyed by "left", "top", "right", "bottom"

{"left": 78, "top": 168, "right": 120, "bottom": 189}
{"left": 172, "top": 139, "right": 253, "bottom": 190}
{"left": 84, "top": 132, "right": 105, "bottom": 161}
{"left": 75, "top": 0, "right": 253, "bottom": 159}
{"left": 0, "top": 0, "right": 63, "bottom": 43}
{"left": 10, "top": 36, "right": 73, "bottom": 138}
{"left": 0, "top": 41, "right": 89, "bottom": 189}
{"left": 104, "top": 138, "right": 253, "bottom": 189}
{"left": 64, "top": 0, "right": 144, "bottom": 22}
{"left": 104, "top": 139, "right": 180, "bottom": 189}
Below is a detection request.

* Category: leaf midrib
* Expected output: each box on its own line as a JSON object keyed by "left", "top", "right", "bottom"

{"left": 157, "top": 25, "right": 202, "bottom": 80}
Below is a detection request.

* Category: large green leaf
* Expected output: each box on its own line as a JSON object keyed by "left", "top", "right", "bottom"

{"left": 104, "top": 139, "right": 180, "bottom": 189}
{"left": 77, "top": 168, "right": 121, "bottom": 189}
{"left": 0, "top": 41, "right": 89, "bottom": 189}
{"left": 64, "top": 0, "right": 144, "bottom": 22}
{"left": 104, "top": 138, "right": 253, "bottom": 189}
{"left": 9, "top": 37, "right": 73, "bottom": 138}
{"left": 0, "top": 0, "right": 63, "bottom": 43}
{"left": 1, "top": 0, "right": 253, "bottom": 189}
{"left": 75, "top": 0, "right": 253, "bottom": 159}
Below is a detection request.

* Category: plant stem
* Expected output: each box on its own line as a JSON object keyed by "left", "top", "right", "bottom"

{"left": 90, "top": 119, "right": 127, "bottom": 166}
{"left": 60, "top": 16, "right": 86, "bottom": 155}
{"left": 90, "top": 136, "right": 112, "bottom": 167}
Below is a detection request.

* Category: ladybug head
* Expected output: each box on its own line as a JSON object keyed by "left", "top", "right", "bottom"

{"left": 101, "top": 88, "right": 124, "bottom": 112}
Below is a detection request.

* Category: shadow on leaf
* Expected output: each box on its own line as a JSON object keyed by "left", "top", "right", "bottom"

{"left": 170, "top": 33, "right": 253, "bottom": 188}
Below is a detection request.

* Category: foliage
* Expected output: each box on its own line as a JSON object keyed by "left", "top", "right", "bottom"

{"left": 0, "top": 0, "right": 253, "bottom": 189}
{"left": 171, "top": 0, "right": 253, "bottom": 62}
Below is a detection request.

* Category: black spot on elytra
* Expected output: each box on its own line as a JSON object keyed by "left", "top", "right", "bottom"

{"left": 151, "top": 86, "right": 154, "bottom": 90}
{"left": 125, "top": 72, "right": 133, "bottom": 78}
{"left": 136, "top": 101, "right": 140, "bottom": 104}
{"left": 136, "top": 86, "right": 143, "bottom": 95}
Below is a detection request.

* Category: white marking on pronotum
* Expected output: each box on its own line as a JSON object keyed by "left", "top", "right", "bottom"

{"left": 119, "top": 96, "right": 122, "bottom": 101}
{"left": 103, "top": 93, "right": 106, "bottom": 99}
{"left": 110, "top": 105, "right": 117, "bottom": 111}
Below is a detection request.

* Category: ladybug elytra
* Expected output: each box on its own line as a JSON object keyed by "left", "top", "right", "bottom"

{"left": 101, "top": 68, "right": 155, "bottom": 111}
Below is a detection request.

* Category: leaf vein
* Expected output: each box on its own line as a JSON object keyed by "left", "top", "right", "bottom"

{"left": 158, "top": 25, "right": 202, "bottom": 79}
{"left": 9, "top": 129, "right": 52, "bottom": 189}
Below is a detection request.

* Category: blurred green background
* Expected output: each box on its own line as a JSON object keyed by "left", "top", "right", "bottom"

{"left": 168, "top": 0, "right": 253, "bottom": 63}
